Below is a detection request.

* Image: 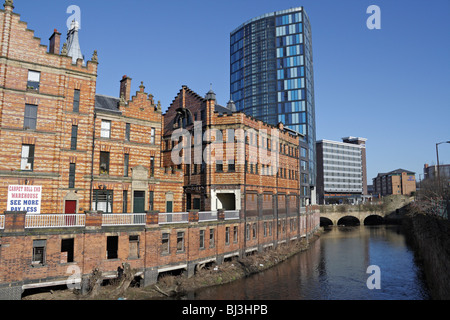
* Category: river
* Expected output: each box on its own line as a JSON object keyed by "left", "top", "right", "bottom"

{"left": 189, "top": 225, "right": 430, "bottom": 300}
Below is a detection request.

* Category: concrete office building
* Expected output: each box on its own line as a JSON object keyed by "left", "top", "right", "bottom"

{"left": 316, "top": 137, "right": 368, "bottom": 204}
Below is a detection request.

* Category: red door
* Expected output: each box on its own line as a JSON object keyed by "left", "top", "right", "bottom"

{"left": 64, "top": 200, "right": 77, "bottom": 226}
{"left": 65, "top": 200, "right": 77, "bottom": 214}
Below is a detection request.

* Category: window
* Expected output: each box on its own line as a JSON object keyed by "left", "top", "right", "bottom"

{"left": 92, "top": 189, "right": 113, "bottom": 213}
{"left": 161, "top": 233, "right": 170, "bottom": 254}
{"left": 27, "top": 70, "right": 40, "bottom": 92}
{"left": 100, "top": 151, "right": 110, "bottom": 175}
{"left": 225, "top": 227, "right": 230, "bottom": 245}
{"left": 228, "top": 161, "right": 235, "bottom": 172}
{"left": 150, "top": 127, "right": 155, "bottom": 144}
{"left": 177, "top": 232, "right": 185, "bottom": 252}
{"left": 124, "top": 154, "right": 129, "bottom": 177}
{"left": 61, "top": 238, "right": 74, "bottom": 263}
{"left": 101, "top": 120, "right": 111, "bottom": 138}
{"left": 106, "top": 236, "right": 118, "bottom": 259}
{"left": 252, "top": 223, "right": 257, "bottom": 239}
{"left": 125, "top": 123, "right": 131, "bottom": 141}
{"left": 166, "top": 192, "right": 174, "bottom": 213}
{"left": 32, "top": 240, "right": 46, "bottom": 265}
{"left": 216, "top": 161, "right": 223, "bottom": 172}
{"left": 70, "top": 125, "right": 78, "bottom": 150}
{"left": 123, "top": 190, "right": 128, "bottom": 213}
{"left": 233, "top": 226, "right": 238, "bottom": 243}
{"left": 193, "top": 198, "right": 201, "bottom": 210}
{"left": 199, "top": 230, "right": 205, "bottom": 249}
{"left": 209, "top": 229, "right": 215, "bottom": 248}
{"left": 69, "top": 163, "right": 76, "bottom": 188}
{"left": 129, "top": 235, "right": 139, "bottom": 259}
{"left": 264, "top": 222, "right": 267, "bottom": 237}
{"left": 24, "top": 104, "right": 37, "bottom": 130}
{"left": 227, "top": 129, "right": 235, "bottom": 143}
{"left": 73, "top": 89, "right": 80, "bottom": 112}
{"left": 246, "top": 224, "right": 250, "bottom": 241}
{"left": 21, "top": 144, "right": 35, "bottom": 171}
{"left": 149, "top": 191, "right": 154, "bottom": 211}
{"left": 150, "top": 156, "right": 155, "bottom": 177}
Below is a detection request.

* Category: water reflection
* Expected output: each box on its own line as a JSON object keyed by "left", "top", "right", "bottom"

{"left": 191, "top": 226, "right": 430, "bottom": 300}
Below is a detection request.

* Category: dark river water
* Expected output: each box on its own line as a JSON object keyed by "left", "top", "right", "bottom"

{"left": 189, "top": 225, "right": 430, "bottom": 300}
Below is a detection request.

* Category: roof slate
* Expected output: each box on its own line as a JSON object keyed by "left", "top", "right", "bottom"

{"left": 95, "top": 94, "right": 121, "bottom": 114}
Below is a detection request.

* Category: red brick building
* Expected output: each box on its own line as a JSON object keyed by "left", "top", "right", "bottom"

{"left": 0, "top": 0, "right": 98, "bottom": 214}
{"left": 0, "top": 1, "right": 183, "bottom": 216}
{"left": 163, "top": 85, "right": 303, "bottom": 215}
{"left": 0, "top": 2, "right": 320, "bottom": 300}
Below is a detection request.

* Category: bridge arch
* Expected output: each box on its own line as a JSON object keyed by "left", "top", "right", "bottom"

{"left": 337, "top": 216, "right": 360, "bottom": 226}
{"left": 363, "top": 215, "right": 384, "bottom": 225}
{"left": 320, "top": 217, "right": 333, "bottom": 227}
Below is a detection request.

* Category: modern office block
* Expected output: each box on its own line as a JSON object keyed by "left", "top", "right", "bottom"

{"left": 230, "top": 7, "right": 317, "bottom": 200}
{"left": 316, "top": 137, "right": 367, "bottom": 204}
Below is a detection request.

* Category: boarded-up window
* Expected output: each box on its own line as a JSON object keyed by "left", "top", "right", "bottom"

{"left": 129, "top": 235, "right": 139, "bottom": 259}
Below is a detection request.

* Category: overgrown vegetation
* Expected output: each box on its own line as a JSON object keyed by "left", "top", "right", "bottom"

{"left": 412, "top": 175, "right": 449, "bottom": 219}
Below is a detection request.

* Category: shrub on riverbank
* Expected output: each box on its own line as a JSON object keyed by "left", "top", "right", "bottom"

{"left": 403, "top": 206, "right": 450, "bottom": 300}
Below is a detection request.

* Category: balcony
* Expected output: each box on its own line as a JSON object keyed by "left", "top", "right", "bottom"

{"left": 25, "top": 214, "right": 86, "bottom": 229}
{"left": 102, "top": 213, "right": 146, "bottom": 226}
{"left": 159, "top": 212, "right": 189, "bottom": 225}
{"left": 1, "top": 211, "right": 241, "bottom": 230}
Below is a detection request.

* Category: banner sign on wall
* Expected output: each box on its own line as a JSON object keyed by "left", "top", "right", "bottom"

{"left": 7, "top": 185, "right": 42, "bottom": 213}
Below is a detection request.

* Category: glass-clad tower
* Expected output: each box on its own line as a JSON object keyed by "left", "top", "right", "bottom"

{"left": 230, "top": 7, "right": 317, "bottom": 197}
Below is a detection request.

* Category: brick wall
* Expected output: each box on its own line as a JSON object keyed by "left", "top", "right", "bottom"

{"left": 0, "top": 209, "right": 320, "bottom": 293}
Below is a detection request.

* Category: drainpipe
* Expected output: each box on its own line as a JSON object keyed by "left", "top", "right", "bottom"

{"left": 89, "top": 112, "right": 97, "bottom": 211}
{"left": 243, "top": 129, "right": 248, "bottom": 254}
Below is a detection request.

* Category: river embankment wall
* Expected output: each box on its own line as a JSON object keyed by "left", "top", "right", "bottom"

{"left": 402, "top": 209, "right": 450, "bottom": 300}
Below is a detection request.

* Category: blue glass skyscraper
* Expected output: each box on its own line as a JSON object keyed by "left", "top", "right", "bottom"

{"left": 230, "top": 7, "right": 317, "bottom": 198}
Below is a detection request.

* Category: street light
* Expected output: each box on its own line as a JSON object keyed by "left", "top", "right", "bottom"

{"left": 436, "top": 141, "right": 450, "bottom": 193}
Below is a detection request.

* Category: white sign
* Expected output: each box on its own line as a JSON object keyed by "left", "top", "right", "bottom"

{"left": 7, "top": 185, "right": 42, "bottom": 213}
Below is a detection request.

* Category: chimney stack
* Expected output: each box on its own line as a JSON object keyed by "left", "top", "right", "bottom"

{"left": 120, "top": 75, "right": 132, "bottom": 101}
{"left": 49, "top": 29, "right": 61, "bottom": 54}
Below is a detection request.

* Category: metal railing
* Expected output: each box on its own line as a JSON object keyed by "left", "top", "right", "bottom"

{"left": 25, "top": 214, "right": 86, "bottom": 229}
{"left": 224, "top": 210, "right": 240, "bottom": 220}
{"left": 199, "top": 211, "right": 217, "bottom": 222}
{"left": 159, "top": 212, "right": 189, "bottom": 225}
{"left": 0, "top": 215, "right": 4, "bottom": 229}
{"left": 102, "top": 213, "right": 147, "bottom": 226}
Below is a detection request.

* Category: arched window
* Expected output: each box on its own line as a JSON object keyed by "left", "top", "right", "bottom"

{"left": 173, "top": 108, "right": 193, "bottom": 129}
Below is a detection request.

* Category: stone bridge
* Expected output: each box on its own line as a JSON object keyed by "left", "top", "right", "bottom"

{"left": 320, "top": 210, "right": 386, "bottom": 226}
{"left": 320, "top": 196, "right": 412, "bottom": 226}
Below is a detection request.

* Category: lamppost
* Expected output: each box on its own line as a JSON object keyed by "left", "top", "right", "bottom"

{"left": 436, "top": 141, "right": 450, "bottom": 193}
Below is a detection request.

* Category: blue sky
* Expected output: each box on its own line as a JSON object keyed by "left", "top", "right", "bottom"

{"left": 14, "top": 0, "right": 450, "bottom": 184}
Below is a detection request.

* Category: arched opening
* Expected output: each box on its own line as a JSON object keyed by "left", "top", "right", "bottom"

{"left": 337, "top": 216, "right": 360, "bottom": 226}
{"left": 320, "top": 217, "right": 333, "bottom": 227}
{"left": 364, "top": 215, "right": 384, "bottom": 225}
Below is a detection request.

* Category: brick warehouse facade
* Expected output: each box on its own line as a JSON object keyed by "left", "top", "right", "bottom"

{"left": 0, "top": 1, "right": 320, "bottom": 299}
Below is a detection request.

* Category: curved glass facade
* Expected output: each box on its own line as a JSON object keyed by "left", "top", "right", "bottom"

{"left": 230, "top": 7, "right": 317, "bottom": 189}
